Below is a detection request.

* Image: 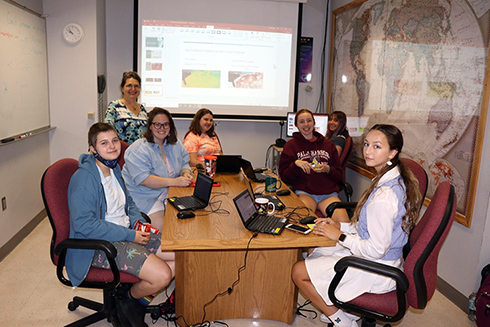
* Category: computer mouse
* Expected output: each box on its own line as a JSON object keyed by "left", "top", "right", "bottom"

{"left": 177, "top": 211, "right": 195, "bottom": 219}
{"left": 299, "top": 216, "right": 316, "bottom": 225}
{"left": 276, "top": 189, "right": 291, "bottom": 196}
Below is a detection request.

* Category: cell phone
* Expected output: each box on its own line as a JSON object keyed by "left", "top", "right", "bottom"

{"left": 285, "top": 224, "right": 312, "bottom": 234}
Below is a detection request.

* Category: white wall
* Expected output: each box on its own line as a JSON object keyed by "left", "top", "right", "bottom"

{"left": 45, "top": 0, "right": 100, "bottom": 162}
{"left": 0, "top": 0, "right": 50, "bottom": 252}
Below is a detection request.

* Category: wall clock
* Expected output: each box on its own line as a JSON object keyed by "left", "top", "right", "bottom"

{"left": 62, "top": 23, "right": 84, "bottom": 44}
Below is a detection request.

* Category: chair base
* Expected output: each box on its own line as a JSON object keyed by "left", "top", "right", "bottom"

{"left": 65, "top": 290, "right": 119, "bottom": 327}
{"left": 360, "top": 317, "right": 392, "bottom": 327}
{"left": 65, "top": 288, "right": 162, "bottom": 327}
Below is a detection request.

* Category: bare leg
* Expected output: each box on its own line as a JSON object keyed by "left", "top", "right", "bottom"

{"left": 291, "top": 260, "right": 339, "bottom": 317}
{"left": 155, "top": 251, "right": 175, "bottom": 278}
{"left": 130, "top": 253, "right": 172, "bottom": 299}
{"left": 318, "top": 196, "right": 349, "bottom": 223}
{"left": 297, "top": 193, "right": 318, "bottom": 215}
{"left": 149, "top": 210, "right": 165, "bottom": 231}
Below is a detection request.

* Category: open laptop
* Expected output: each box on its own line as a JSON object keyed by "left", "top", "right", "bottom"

{"left": 168, "top": 172, "right": 213, "bottom": 211}
{"left": 216, "top": 155, "right": 242, "bottom": 173}
{"left": 243, "top": 174, "right": 285, "bottom": 211}
{"left": 233, "top": 189, "right": 287, "bottom": 235}
{"left": 239, "top": 158, "right": 267, "bottom": 182}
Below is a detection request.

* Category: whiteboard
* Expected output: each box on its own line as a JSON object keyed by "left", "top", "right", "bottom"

{"left": 0, "top": 0, "right": 50, "bottom": 141}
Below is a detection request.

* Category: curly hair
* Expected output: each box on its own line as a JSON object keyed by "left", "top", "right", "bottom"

{"left": 351, "top": 124, "right": 421, "bottom": 233}
{"left": 143, "top": 107, "right": 178, "bottom": 145}
{"left": 188, "top": 108, "right": 216, "bottom": 137}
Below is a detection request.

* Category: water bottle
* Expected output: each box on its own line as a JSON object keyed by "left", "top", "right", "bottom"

{"left": 468, "top": 291, "right": 476, "bottom": 321}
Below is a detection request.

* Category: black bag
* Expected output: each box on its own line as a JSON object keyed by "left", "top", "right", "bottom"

{"left": 476, "top": 264, "right": 490, "bottom": 327}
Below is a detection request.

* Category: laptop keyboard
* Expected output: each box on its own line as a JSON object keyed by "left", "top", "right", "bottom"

{"left": 249, "top": 214, "right": 286, "bottom": 232}
{"left": 175, "top": 196, "right": 203, "bottom": 207}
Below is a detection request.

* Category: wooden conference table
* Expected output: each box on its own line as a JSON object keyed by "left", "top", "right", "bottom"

{"left": 161, "top": 171, "right": 335, "bottom": 325}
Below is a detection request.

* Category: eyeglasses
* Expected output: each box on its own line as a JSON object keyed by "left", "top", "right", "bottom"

{"left": 152, "top": 122, "right": 170, "bottom": 129}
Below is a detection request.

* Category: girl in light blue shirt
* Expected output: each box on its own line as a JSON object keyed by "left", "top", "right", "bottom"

{"left": 123, "top": 108, "right": 193, "bottom": 230}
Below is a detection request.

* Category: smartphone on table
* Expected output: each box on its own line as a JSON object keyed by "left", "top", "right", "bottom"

{"left": 285, "top": 224, "right": 312, "bottom": 234}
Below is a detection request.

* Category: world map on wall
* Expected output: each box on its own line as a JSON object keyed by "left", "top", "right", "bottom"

{"left": 331, "top": 0, "right": 490, "bottom": 216}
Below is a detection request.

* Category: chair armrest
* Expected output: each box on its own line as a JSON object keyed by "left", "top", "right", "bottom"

{"left": 325, "top": 201, "right": 358, "bottom": 218}
{"left": 140, "top": 212, "right": 151, "bottom": 223}
{"left": 55, "top": 238, "right": 117, "bottom": 258}
{"left": 328, "top": 256, "right": 409, "bottom": 322}
{"left": 54, "top": 238, "right": 121, "bottom": 289}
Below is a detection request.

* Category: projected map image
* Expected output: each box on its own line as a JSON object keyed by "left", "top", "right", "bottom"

{"left": 228, "top": 71, "right": 263, "bottom": 88}
{"left": 182, "top": 70, "right": 221, "bottom": 88}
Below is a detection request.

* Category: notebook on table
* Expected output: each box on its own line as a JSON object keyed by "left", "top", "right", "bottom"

{"left": 168, "top": 172, "right": 213, "bottom": 211}
{"left": 216, "top": 155, "right": 242, "bottom": 173}
{"left": 233, "top": 189, "right": 287, "bottom": 235}
{"left": 239, "top": 158, "right": 267, "bottom": 182}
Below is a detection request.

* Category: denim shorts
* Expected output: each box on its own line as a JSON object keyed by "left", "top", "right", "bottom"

{"left": 91, "top": 232, "right": 161, "bottom": 277}
{"left": 295, "top": 190, "right": 339, "bottom": 204}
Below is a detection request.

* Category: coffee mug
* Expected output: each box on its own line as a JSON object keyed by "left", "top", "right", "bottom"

{"left": 265, "top": 176, "right": 282, "bottom": 193}
{"left": 255, "top": 197, "right": 275, "bottom": 215}
{"left": 204, "top": 155, "right": 217, "bottom": 179}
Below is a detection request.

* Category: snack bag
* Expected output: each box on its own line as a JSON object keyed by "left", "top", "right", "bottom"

{"left": 133, "top": 220, "right": 160, "bottom": 234}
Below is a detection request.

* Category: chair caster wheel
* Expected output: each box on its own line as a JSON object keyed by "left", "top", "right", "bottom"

{"left": 150, "top": 311, "right": 160, "bottom": 320}
{"left": 68, "top": 301, "right": 78, "bottom": 311}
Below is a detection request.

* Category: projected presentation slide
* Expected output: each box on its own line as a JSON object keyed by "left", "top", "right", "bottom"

{"left": 140, "top": 20, "right": 293, "bottom": 111}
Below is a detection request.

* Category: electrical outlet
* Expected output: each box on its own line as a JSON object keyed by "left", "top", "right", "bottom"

{"left": 1, "top": 197, "right": 6, "bottom": 211}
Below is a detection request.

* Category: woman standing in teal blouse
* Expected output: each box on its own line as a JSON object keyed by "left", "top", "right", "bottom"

{"left": 105, "top": 71, "right": 148, "bottom": 144}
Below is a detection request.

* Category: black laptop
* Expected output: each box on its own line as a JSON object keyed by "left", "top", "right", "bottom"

{"left": 168, "top": 172, "right": 213, "bottom": 211}
{"left": 233, "top": 189, "right": 287, "bottom": 235}
{"left": 243, "top": 174, "right": 285, "bottom": 211}
{"left": 239, "top": 158, "right": 267, "bottom": 182}
{"left": 216, "top": 155, "right": 242, "bottom": 173}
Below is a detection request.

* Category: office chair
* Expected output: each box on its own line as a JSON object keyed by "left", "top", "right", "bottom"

{"left": 41, "top": 158, "right": 161, "bottom": 327}
{"left": 117, "top": 140, "right": 129, "bottom": 169}
{"left": 339, "top": 135, "right": 353, "bottom": 183}
{"left": 327, "top": 181, "right": 456, "bottom": 327}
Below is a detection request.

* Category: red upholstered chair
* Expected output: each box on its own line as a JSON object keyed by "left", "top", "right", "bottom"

{"left": 117, "top": 140, "right": 129, "bottom": 169}
{"left": 339, "top": 136, "right": 353, "bottom": 183}
{"left": 327, "top": 181, "right": 456, "bottom": 327}
{"left": 41, "top": 158, "right": 159, "bottom": 327}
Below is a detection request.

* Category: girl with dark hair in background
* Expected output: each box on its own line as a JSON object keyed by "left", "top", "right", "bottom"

{"left": 326, "top": 111, "right": 350, "bottom": 157}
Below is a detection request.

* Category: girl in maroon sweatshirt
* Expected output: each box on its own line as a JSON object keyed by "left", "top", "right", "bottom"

{"left": 279, "top": 109, "right": 349, "bottom": 222}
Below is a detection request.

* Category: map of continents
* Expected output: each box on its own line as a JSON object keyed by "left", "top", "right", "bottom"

{"left": 331, "top": 0, "right": 488, "bottom": 207}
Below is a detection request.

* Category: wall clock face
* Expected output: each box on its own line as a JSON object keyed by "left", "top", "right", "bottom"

{"left": 63, "top": 23, "right": 84, "bottom": 44}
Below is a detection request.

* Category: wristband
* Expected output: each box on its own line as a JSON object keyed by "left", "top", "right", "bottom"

{"left": 338, "top": 233, "right": 346, "bottom": 242}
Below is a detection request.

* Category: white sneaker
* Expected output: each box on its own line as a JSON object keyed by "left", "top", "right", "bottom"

{"left": 320, "top": 313, "right": 359, "bottom": 324}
